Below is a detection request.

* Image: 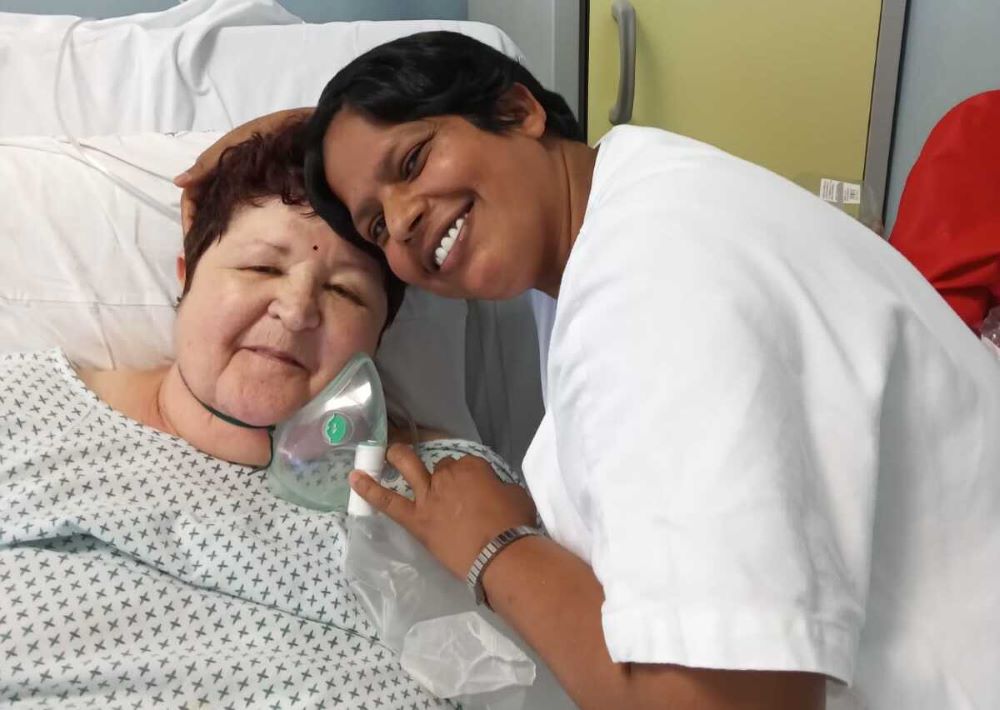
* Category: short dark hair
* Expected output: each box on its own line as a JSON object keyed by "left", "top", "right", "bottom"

{"left": 304, "top": 30, "right": 585, "bottom": 250}
{"left": 184, "top": 118, "right": 404, "bottom": 328}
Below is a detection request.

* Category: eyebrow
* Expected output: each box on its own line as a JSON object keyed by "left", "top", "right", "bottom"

{"left": 249, "top": 239, "right": 291, "bottom": 254}
{"left": 330, "top": 260, "right": 379, "bottom": 277}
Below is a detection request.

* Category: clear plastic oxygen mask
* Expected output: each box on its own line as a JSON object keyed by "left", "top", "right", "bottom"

{"left": 267, "top": 352, "right": 387, "bottom": 513}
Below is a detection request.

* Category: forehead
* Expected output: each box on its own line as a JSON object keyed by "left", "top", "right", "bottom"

{"left": 220, "top": 198, "right": 381, "bottom": 274}
{"left": 321, "top": 109, "right": 425, "bottom": 193}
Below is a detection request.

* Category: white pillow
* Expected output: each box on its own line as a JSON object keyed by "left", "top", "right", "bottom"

{"left": 0, "top": 131, "right": 479, "bottom": 441}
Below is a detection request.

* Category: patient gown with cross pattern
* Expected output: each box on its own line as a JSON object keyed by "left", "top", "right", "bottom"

{"left": 0, "top": 349, "right": 521, "bottom": 709}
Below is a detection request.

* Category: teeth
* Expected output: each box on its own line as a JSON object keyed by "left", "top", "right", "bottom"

{"left": 434, "top": 213, "right": 467, "bottom": 267}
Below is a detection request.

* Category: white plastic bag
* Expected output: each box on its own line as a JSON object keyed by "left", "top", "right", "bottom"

{"left": 401, "top": 612, "right": 536, "bottom": 697}
{"left": 344, "top": 514, "right": 540, "bottom": 708}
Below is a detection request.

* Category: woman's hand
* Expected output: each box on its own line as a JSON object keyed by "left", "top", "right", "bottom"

{"left": 349, "top": 443, "right": 538, "bottom": 579}
{"left": 173, "top": 107, "right": 314, "bottom": 233}
{"left": 353, "top": 446, "right": 826, "bottom": 710}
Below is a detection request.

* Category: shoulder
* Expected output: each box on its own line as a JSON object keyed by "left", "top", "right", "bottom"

{"left": 588, "top": 125, "right": 746, "bottom": 206}
{"left": 75, "top": 366, "right": 170, "bottom": 430}
{"left": 1, "top": 349, "right": 93, "bottom": 455}
{"left": 563, "top": 127, "right": 870, "bottom": 334}
{"left": 1, "top": 348, "right": 75, "bottom": 393}
{"left": 74, "top": 366, "right": 111, "bottom": 398}
{"left": 582, "top": 124, "right": 838, "bottom": 260}
{"left": 412, "top": 439, "right": 523, "bottom": 486}
{"left": 577, "top": 126, "right": 762, "bottom": 278}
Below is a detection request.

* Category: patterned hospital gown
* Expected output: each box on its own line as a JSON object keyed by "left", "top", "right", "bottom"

{"left": 0, "top": 350, "right": 521, "bottom": 709}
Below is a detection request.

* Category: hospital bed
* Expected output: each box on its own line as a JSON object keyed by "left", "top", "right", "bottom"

{"left": 0, "top": 0, "right": 556, "bottom": 706}
{"left": 0, "top": 0, "right": 545, "bottom": 471}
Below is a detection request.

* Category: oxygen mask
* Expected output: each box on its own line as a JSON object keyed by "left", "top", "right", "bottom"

{"left": 267, "top": 352, "right": 387, "bottom": 513}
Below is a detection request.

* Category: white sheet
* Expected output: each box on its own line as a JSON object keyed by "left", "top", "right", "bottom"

{"left": 0, "top": 0, "right": 523, "bottom": 137}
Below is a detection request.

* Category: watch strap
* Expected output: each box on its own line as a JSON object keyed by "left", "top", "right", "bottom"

{"left": 466, "top": 525, "right": 543, "bottom": 606}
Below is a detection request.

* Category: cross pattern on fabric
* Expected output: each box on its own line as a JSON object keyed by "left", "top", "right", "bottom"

{"left": 0, "top": 349, "right": 520, "bottom": 709}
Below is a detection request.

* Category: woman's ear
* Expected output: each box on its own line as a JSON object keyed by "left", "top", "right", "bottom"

{"left": 498, "top": 83, "right": 547, "bottom": 139}
{"left": 176, "top": 253, "right": 187, "bottom": 290}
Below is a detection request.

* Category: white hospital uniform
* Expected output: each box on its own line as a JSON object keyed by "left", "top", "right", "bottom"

{"left": 523, "top": 125, "right": 1000, "bottom": 709}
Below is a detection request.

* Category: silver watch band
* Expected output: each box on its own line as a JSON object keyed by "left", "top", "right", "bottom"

{"left": 467, "top": 525, "right": 543, "bottom": 606}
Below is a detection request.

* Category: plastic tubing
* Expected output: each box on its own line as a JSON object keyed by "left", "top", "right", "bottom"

{"left": 53, "top": 17, "right": 181, "bottom": 224}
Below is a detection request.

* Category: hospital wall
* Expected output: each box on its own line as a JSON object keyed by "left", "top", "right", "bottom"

{"left": 467, "top": 0, "right": 581, "bottom": 119}
{"left": 885, "top": 0, "right": 1000, "bottom": 231}
{"left": 0, "top": 0, "right": 467, "bottom": 21}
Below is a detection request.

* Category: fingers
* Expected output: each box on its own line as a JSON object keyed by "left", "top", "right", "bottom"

{"left": 172, "top": 162, "right": 203, "bottom": 189}
{"left": 176, "top": 160, "right": 207, "bottom": 234}
{"left": 386, "top": 443, "right": 432, "bottom": 498}
{"left": 348, "top": 470, "right": 415, "bottom": 528}
{"left": 174, "top": 146, "right": 221, "bottom": 233}
{"left": 173, "top": 152, "right": 212, "bottom": 187}
{"left": 176, "top": 154, "right": 213, "bottom": 233}
{"left": 173, "top": 108, "right": 317, "bottom": 232}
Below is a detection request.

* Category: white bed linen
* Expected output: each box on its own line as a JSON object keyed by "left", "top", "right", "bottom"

{"left": 0, "top": 0, "right": 523, "bottom": 138}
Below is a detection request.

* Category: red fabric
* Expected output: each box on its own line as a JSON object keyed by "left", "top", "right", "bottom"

{"left": 889, "top": 90, "right": 1000, "bottom": 333}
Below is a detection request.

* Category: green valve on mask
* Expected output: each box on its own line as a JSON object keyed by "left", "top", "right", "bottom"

{"left": 324, "top": 413, "right": 350, "bottom": 445}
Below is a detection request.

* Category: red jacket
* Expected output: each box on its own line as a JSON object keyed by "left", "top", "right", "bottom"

{"left": 889, "top": 90, "right": 1000, "bottom": 333}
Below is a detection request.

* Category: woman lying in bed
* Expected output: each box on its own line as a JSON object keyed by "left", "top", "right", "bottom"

{"left": 0, "top": 120, "right": 525, "bottom": 708}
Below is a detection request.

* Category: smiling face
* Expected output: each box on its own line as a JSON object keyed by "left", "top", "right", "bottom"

{"left": 174, "top": 198, "right": 388, "bottom": 427}
{"left": 320, "top": 94, "right": 565, "bottom": 300}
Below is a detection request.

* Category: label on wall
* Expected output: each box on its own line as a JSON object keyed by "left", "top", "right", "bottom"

{"left": 820, "top": 178, "right": 842, "bottom": 202}
{"left": 819, "top": 179, "right": 862, "bottom": 205}
{"left": 842, "top": 182, "right": 862, "bottom": 204}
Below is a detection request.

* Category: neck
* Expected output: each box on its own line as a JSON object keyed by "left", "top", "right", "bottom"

{"left": 154, "top": 365, "right": 273, "bottom": 467}
{"left": 537, "top": 137, "right": 598, "bottom": 299}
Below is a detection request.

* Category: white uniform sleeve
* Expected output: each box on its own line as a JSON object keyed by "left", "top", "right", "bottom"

{"left": 547, "top": 201, "right": 877, "bottom": 682}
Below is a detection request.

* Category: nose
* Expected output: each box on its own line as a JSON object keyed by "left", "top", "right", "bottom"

{"left": 268, "top": 273, "right": 321, "bottom": 331}
{"left": 383, "top": 183, "right": 426, "bottom": 245}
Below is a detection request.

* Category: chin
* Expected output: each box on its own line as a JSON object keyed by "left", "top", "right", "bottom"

{"left": 460, "top": 274, "right": 527, "bottom": 301}
{"left": 221, "top": 391, "right": 309, "bottom": 428}
{"left": 464, "top": 254, "right": 534, "bottom": 300}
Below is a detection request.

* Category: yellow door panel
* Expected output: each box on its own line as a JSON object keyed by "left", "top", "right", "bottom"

{"left": 588, "top": 1, "right": 882, "bottom": 205}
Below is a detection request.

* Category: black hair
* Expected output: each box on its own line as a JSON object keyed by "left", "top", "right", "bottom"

{"left": 303, "top": 30, "right": 584, "bottom": 251}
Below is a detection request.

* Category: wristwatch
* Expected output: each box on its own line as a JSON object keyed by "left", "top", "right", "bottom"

{"left": 467, "top": 525, "right": 544, "bottom": 607}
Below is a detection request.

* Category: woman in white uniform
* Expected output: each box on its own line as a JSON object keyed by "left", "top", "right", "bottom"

{"left": 177, "top": 32, "right": 1000, "bottom": 710}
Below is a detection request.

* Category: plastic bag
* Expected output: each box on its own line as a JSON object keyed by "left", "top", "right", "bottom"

{"left": 401, "top": 612, "right": 536, "bottom": 696}
{"left": 982, "top": 306, "right": 1000, "bottom": 361}
{"left": 344, "top": 514, "right": 574, "bottom": 709}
